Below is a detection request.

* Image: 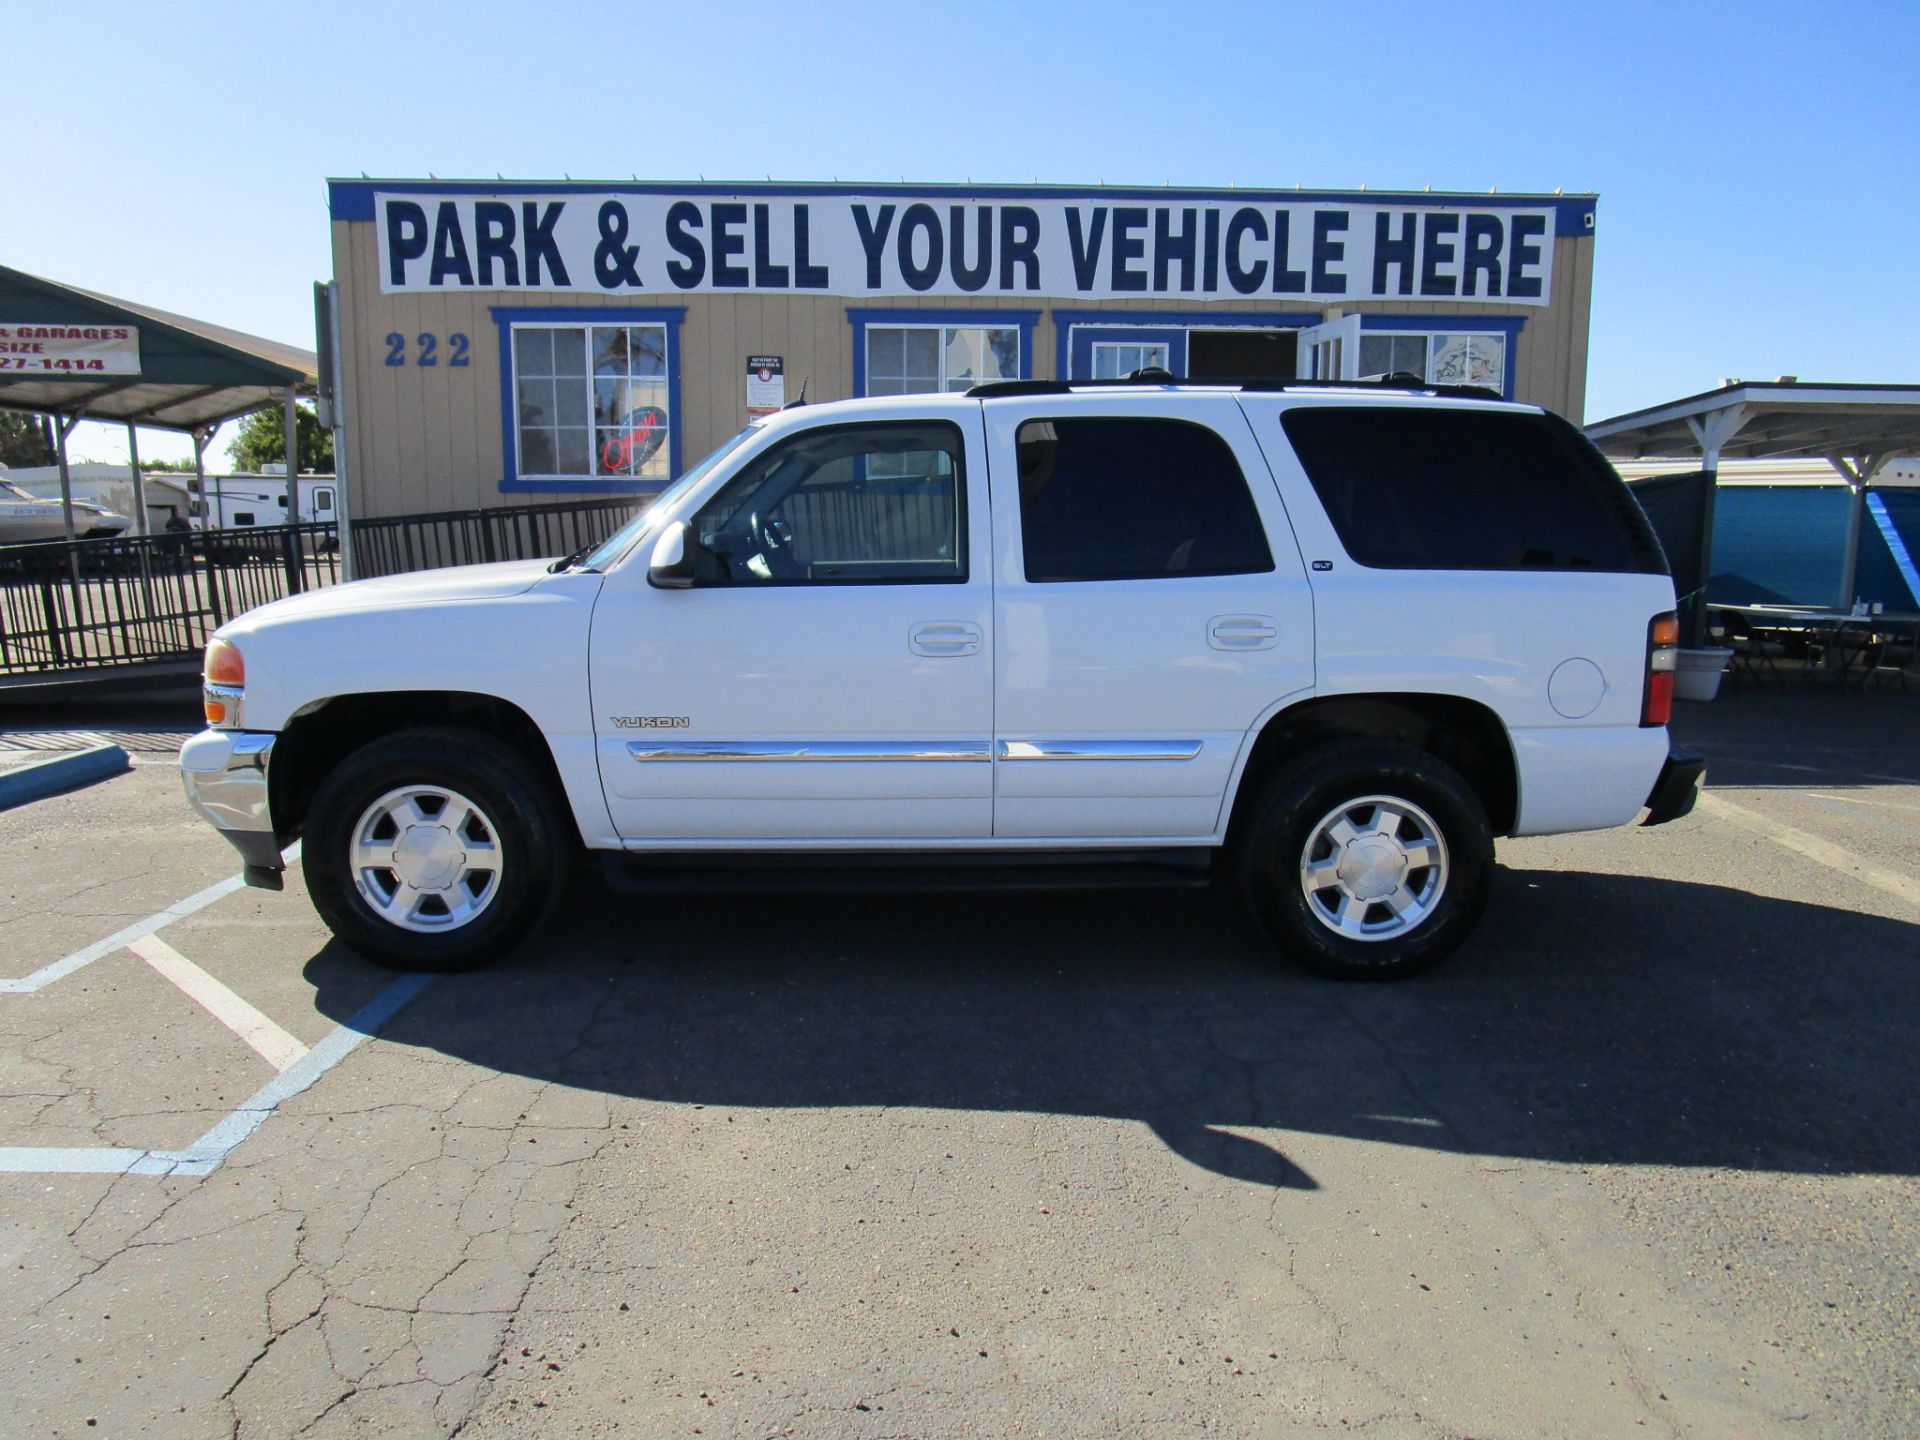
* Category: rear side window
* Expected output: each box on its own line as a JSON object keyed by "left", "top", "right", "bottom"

{"left": 1016, "top": 417, "right": 1273, "bottom": 582}
{"left": 1279, "top": 406, "right": 1667, "bottom": 573}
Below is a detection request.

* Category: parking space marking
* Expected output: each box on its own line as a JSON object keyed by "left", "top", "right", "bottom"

{"left": 0, "top": 843, "right": 299, "bottom": 994}
{"left": 126, "top": 933, "right": 309, "bottom": 1071}
{"left": 1699, "top": 791, "right": 1920, "bottom": 911}
{"left": 0, "top": 972, "right": 434, "bottom": 1178}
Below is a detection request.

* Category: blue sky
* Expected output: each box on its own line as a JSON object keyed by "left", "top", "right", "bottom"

{"left": 6, "top": 0, "right": 1914, "bottom": 466}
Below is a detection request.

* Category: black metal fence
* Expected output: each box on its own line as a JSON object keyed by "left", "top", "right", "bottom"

{"left": 0, "top": 497, "right": 639, "bottom": 678}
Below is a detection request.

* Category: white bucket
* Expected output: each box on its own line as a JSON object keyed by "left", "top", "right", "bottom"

{"left": 1674, "top": 646, "right": 1734, "bottom": 702}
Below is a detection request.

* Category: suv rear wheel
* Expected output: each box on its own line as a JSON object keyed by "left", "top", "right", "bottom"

{"left": 1236, "top": 740, "right": 1493, "bottom": 980}
{"left": 303, "top": 726, "right": 564, "bottom": 971}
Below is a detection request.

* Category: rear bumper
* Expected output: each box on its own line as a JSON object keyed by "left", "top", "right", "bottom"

{"left": 1641, "top": 743, "right": 1706, "bottom": 826}
{"left": 179, "top": 729, "right": 286, "bottom": 889}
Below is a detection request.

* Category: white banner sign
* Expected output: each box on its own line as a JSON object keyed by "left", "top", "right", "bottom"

{"left": 375, "top": 193, "right": 1555, "bottom": 306}
{"left": 0, "top": 322, "right": 140, "bottom": 376}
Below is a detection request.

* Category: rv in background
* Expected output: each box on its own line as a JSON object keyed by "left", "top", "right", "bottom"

{"left": 190, "top": 467, "right": 339, "bottom": 531}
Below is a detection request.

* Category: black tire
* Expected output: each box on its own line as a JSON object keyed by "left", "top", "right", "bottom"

{"left": 302, "top": 725, "right": 566, "bottom": 972}
{"left": 1234, "top": 739, "right": 1493, "bottom": 981}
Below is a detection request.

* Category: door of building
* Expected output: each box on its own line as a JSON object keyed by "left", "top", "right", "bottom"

{"left": 1187, "top": 329, "right": 1298, "bottom": 382}
{"left": 1299, "top": 315, "right": 1361, "bottom": 381}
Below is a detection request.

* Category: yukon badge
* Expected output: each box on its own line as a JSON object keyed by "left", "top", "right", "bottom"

{"left": 610, "top": 715, "right": 690, "bottom": 729}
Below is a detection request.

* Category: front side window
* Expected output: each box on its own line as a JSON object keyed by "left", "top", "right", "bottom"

{"left": 514, "top": 323, "right": 670, "bottom": 482}
{"left": 866, "top": 325, "right": 1018, "bottom": 395}
{"left": 1016, "top": 417, "right": 1274, "bottom": 583}
{"left": 690, "top": 421, "right": 966, "bottom": 585}
{"left": 1358, "top": 330, "right": 1506, "bottom": 393}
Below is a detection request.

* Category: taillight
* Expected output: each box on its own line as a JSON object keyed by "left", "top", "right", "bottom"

{"left": 204, "top": 637, "right": 245, "bottom": 727}
{"left": 1642, "top": 612, "right": 1678, "bottom": 726}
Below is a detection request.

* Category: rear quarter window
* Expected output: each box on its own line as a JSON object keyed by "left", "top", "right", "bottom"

{"left": 1279, "top": 406, "right": 1667, "bottom": 574}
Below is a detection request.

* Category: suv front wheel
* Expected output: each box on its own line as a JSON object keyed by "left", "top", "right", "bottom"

{"left": 1236, "top": 740, "right": 1493, "bottom": 980}
{"left": 302, "top": 726, "right": 564, "bottom": 972}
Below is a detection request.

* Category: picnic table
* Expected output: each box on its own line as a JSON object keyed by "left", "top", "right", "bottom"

{"left": 1717, "top": 605, "right": 1919, "bottom": 690}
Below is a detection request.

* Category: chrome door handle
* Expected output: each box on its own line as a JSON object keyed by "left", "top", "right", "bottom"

{"left": 910, "top": 621, "right": 982, "bottom": 657}
{"left": 1208, "top": 614, "right": 1279, "bottom": 651}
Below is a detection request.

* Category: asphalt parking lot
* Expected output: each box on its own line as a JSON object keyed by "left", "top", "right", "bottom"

{"left": 2, "top": 686, "right": 1916, "bottom": 1439}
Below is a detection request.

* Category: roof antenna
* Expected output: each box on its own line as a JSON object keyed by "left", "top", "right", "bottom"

{"left": 782, "top": 377, "right": 809, "bottom": 409}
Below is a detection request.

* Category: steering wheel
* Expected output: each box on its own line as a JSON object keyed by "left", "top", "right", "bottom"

{"left": 748, "top": 510, "right": 803, "bottom": 578}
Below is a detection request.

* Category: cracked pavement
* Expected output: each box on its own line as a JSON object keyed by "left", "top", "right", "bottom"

{"left": 3, "top": 690, "right": 1918, "bottom": 1438}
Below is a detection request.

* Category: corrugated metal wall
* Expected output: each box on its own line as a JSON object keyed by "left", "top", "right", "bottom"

{"left": 331, "top": 222, "right": 1595, "bottom": 517}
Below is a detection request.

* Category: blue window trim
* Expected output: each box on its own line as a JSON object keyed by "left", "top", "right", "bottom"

{"left": 846, "top": 308, "right": 1040, "bottom": 396}
{"left": 1354, "top": 313, "right": 1528, "bottom": 401}
{"left": 1054, "top": 309, "right": 1322, "bottom": 379}
{"left": 492, "top": 305, "right": 686, "bottom": 494}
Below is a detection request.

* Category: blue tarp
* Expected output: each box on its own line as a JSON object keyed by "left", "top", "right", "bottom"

{"left": 1628, "top": 478, "right": 1920, "bottom": 610}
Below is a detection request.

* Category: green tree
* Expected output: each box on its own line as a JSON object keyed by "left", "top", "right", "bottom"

{"left": 139, "top": 456, "right": 196, "bottom": 473}
{"left": 227, "top": 401, "right": 334, "bottom": 473}
{"left": 0, "top": 411, "right": 55, "bottom": 468}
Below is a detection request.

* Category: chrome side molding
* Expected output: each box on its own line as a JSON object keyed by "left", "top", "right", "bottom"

{"left": 628, "top": 740, "right": 991, "bottom": 763}
{"left": 998, "top": 739, "right": 1202, "bottom": 762}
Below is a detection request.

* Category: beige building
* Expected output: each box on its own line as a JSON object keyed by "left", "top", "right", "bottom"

{"left": 327, "top": 181, "right": 1598, "bottom": 517}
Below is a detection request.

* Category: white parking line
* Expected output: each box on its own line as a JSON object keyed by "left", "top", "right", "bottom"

{"left": 0, "top": 843, "right": 299, "bottom": 994}
{"left": 127, "top": 934, "right": 309, "bottom": 1072}
{"left": 0, "top": 973, "right": 434, "bottom": 1177}
{"left": 1698, "top": 792, "right": 1920, "bottom": 912}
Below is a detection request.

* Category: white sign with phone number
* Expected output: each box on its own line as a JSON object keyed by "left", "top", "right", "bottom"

{"left": 0, "top": 323, "right": 141, "bottom": 375}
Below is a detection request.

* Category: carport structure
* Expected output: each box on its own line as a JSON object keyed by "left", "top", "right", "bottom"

{"left": 1586, "top": 381, "right": 1920, "bottom": 644}
{"left": 0, "top": 265, "right": 320, "bottom": 543}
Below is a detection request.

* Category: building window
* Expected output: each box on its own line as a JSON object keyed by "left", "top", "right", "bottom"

{"left": 513, "top": 322, "right": 671, "bottom": 482}
{"left": 1091, "top": 341, "right": 1171, "bottom": 379}
{"left": 1358, "top": 330, "right": 1506, "bottom": 393}
{"left": 866, "top": 325, "right": 1019, "bottom": 395}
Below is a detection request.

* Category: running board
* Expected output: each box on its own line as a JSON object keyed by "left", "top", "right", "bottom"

{"left": 598, "top": 847, "right": 1215, "bottom": 895}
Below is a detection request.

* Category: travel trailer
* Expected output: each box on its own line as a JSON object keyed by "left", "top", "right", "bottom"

{"left": 191, "top": 470, "right": 339, "bottom": 531}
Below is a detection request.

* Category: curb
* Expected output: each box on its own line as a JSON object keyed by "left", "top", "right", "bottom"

{"left": 0, "top": 744, "right": 132, "bottom": 812}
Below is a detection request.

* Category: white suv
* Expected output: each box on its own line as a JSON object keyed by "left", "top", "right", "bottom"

{"left": 180, "top": 378, "right": 1703, "bottom": 981}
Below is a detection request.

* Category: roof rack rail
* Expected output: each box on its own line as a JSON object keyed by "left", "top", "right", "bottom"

{"left": 964, "top": 374, "right": 1504, "bottom": 401}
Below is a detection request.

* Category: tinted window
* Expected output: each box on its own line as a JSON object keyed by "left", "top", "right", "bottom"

{"left": 1016, "top": 417, "right": 1273, "bottom": 583}
{"left": 1280, "top": 406, "right": 1666, "bottom": 573}
{"left": 692, "top": 421, "right": 965, "bottom": 585}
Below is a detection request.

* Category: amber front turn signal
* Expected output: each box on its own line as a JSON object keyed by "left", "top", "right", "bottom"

{"left": 204, "top": 638, "right": 245, "bottom": 726}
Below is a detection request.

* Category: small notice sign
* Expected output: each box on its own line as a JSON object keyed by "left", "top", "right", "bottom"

{"left": 0, "top": 323, "right": 140, "bottom": 376}
{"left": 746, "top": 355, "right": 785, "bottom": 417}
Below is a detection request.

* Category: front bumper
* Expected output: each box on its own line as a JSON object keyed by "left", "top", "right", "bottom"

{"left": 179, "top": 729, "right": 285, "bottom": 889}
{"left": 1640, "top": 742, "right": 1706, "bottom": 826}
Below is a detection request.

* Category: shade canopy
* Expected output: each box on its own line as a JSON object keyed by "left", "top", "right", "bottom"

{"left": 0, "top": 265, "right": 315, "bottom": 434}
{"left": 1586, "top": 381, "right": 1920, "bottom": 471}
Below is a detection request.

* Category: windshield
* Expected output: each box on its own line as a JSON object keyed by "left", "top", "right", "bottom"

{"left": 579, "top": 425, "right": 760, "bottom": 570}
{"left": 0, "top": 481, "right": 34, "bottom": 501}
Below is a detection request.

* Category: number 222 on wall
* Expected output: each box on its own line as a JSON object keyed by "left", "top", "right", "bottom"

{"left": 385, "top": 332, "right": 469, "bottom": 367}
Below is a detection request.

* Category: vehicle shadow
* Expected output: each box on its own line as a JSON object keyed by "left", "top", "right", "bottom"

{"left": 306, "top": 865, "right": 1920, "bottom": 1189}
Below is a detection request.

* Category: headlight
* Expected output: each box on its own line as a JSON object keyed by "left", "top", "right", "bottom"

{"left": 203, "top": 637, "right": 245, "bottom": 728}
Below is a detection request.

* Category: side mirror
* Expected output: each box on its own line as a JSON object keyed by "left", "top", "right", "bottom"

{"left": 648, "top": 520, "right": 697, "bottom": 588}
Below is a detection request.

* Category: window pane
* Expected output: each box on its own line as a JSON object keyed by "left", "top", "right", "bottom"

{"left": 515, "top": 328, "right": 553, "bottom": 374}
{"left": 520, "top": 428, "right": 556, "bottom": 474}
{"left": 692, "top": 422, "right": 967, "bottom": 585}
{"left": 985, "top": 328, "right": 1019, "bottom": 379}
{"left": 867, "top": 327, "right": 903, "bottom": 375}
{"left": 517, "top": 378, "right": 552, "bottom": 427}
{"left": 594, "top": 378, "right": 624, "bottom": 426}
{"left": 903, "top": 328, "right": 941, "bottom": 378}
{"left": 630, "top": 327, "right": 667, "bottom": 376}
{"left": 552, "top": 328, "right": 587, "bottom": 377}
{"left": 554, "top": 379, "right": 588, "bottom": 428}
{"left": 1465, "top": 335, "right": 1505, "bottom": 391}
{"left": 1093, "top": 345, "right": 1123, "bottom": 380}
{"left": 1280, "top": 407, "right": 1652, "bottom": 572}
{"left": 944, "top": 328, "right": 986, "bottom": 388}
{"left": 555, "top": 428, "right": 591, "bottom": 475}
{"left": 1016, "top": 417, "right": 1273, "bottom": 582}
